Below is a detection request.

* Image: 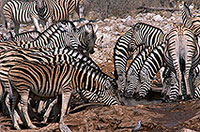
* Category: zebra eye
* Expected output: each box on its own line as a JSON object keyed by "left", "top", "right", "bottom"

{"left": 134, "top": 24, "right": 140, "bottom": 31}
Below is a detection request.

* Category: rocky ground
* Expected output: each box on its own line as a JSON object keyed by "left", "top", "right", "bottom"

{"left": 1, "top": 8, "right": 200, "bottom": 132}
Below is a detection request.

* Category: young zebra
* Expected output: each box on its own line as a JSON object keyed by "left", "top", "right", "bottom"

{"left": 8, "top": 54, "right": 121, "bottom": 130}
{"left": 164, "top": 24, "right": 200, "bottom": 99}
{"left": 137, "top": 42, "right": 166, "bottom": 98}
{"left": 2, "top": 0, "right": 47, "bottom": 33}
{"left": 114, "top": 22, "right": 166, "bottom": 94}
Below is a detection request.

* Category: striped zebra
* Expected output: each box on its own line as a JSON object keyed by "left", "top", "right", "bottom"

{"left": 164, "top": 24, "right": 200, "bottom": 99}
{"left": 179, "top": 2, "right": 200, "bottom": 39}
{"left": 39, "top": 0, "right": 83, "bottom": 24}
{"left": 161, "top": 68, "right": 179, "bottom": 102}
{"left": 114, "top": 22, "right": 166, "bottom": 94}
{"left": 10, "top": 31, "right": 41, "bottom": 41}
{"left": 137, "top": 42, "right": 166, "bottom": 98}
{"left": 125, "top": 42, "right": 159, "bottom": 98}
{"left": 46, "top": 22, "right": 98, "bottom": 56}
{"left": 8, "top": 20, "right": 97, "bottom": 56}
{"left": 2, "top": 0, "right": 47, "bottom": 33}
{"left": 0, "top": 46, "right": 101, "bottom": 120}
{"left": 69, "top": 0, "right": 84, "bottom": 20}
{"left": 8, "top": 53, "right": 120, "bottom": 129}
{"left": 75, "top": 23, "right": 98, "bottom": 56}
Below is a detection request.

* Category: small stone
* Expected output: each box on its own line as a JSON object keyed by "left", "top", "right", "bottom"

{"left": 153, "top": 15, "right": 164, "bottom": 21}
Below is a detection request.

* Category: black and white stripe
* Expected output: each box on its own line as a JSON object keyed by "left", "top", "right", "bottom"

{"left": 8, "top": 53, "right": 120, "bottom": 129}
{"left": 164, "top": 24, "right": 199, "bottom": 98}
{"left": 137, "top": 42, "right": 166, "bottom": 98}
{"left": 114, "top": 22, "right": 166, "bottom": 94}
{"left": 2, "top": 0, "right": 46, "bottom": 33}
{"left": 125, "top": 43, "right": 158, "bottom": 98}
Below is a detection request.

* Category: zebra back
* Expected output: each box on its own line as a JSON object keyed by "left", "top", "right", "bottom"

{"left": 17, "top": 21, "right": 77, "bottom": 49}
{"left": 11, "top": 31, "right": 41, "bottom": 41}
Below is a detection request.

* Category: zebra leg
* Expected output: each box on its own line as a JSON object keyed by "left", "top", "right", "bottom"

{"left": 5, "top": 93, "right": 23, "bottom": 124}
{"left": 20, "top": 93, "right": 37, "bottom": 129}
{"left": 32, "top": 17, "right": 41, "bottom": 32}
{"left": 60, "top": 91, "right": 72, "bottom": 125}
{"left": 37, "top": 100, "right": 46, "bottom": 114}
{"left": 42, "top": 98, "right": 58, "bottom": 123}
{"left": 184, "top": 70, "right": 192, "bottom": 98}
{"left": 9, "top": 88, "right": 21, "bottom": 130}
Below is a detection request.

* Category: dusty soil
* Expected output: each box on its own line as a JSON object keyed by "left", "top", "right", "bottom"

{"left": 0, "top": 61, "right": 200, "bottom": 132}
{"left": 0, "top": 98, "right": 200, "bottom": 132}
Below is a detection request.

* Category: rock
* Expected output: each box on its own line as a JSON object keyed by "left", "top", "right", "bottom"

{"left": 153, "top": 14, "right": 164, "bottom": 21}
{"left": 180, "top": 128, "right": 197, "bottom": 132}
{"left": 104, "top": 26, "right": 111, "bottom": 31}
{"left": 112, "top": 31, "right": 120, "bottom": 36}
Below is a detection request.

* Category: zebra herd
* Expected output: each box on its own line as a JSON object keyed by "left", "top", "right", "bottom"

{"left": 114, "top": 1, "right": 200, "bottom": 102}
{"left": 0, "top": 0, "right": 200, "bottom": 130}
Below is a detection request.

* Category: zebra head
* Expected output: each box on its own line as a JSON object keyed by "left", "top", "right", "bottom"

{"left": 125, "top": 70, "right": 140, "bottom": 98}
{"left": 77, "top": 23, "right": 98, "bottom": 56}
{"left": 102, "top": 77, "right": 124, "bottom": 105}
{"left": 35, "top": 0, "right": 48, "bottom": 18}
{"left": 58, "top": 20, "right": 77, "bottom": 33}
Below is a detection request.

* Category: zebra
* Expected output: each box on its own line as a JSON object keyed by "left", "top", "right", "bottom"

{"left": 0, "top": 46, "right": 101, "bottom": 121}
{"left": 2, "top": 0, "right": 47, "bottom": 34}
{"left": 38, "top": 0, "right": 83, "bottom": 24}
{"left": 75, "top": 23, "right": 98, "bottom": 56}
{"left": 69, "top": 0, "right": 84, "bottom": 20}
{"left": 8, "top": 53, "right": 121, "bottom": 130}
{"left": 10, "top": 31, "right": 41, "bottom": 41}
{"left": 8, "top": 20, "right": 97, "bottom": 56}
{"left": 137, "top": 42, "right": 166, "bottom": 98}
{"left": 125, "top": 42, "right": 159, "bottom": 98}
{"left": 164, "top": 24, "right": 200, "bottom": 99}
{"left": 46, "top": 22, "right": 98, "bottom": 56}
{"left": 161, "top": 68, "right": 179, "bottom": 102}
{"left": 114, "top": 22, "right": 166, "bottom": 94}
{"left": 179, "top": 1, "right": 200, "bottom": 40}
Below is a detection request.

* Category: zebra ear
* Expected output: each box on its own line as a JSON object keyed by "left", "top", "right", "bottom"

{"left": 93, "top": 24, "right": 98, "bottom": 33}
{"left": 189, "top": 3, "right": 194, "bottom": 10}
{"left": 178, "top": 1, "right": 184, "bottom": 9}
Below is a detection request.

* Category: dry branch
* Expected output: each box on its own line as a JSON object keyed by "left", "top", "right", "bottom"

{"left": 137, "top": 6, "right": 179, "bottom": 12}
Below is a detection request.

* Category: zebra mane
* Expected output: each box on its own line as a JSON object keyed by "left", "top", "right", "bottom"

{"left": 133, "top": 22, "right": 164, "bottom": 33}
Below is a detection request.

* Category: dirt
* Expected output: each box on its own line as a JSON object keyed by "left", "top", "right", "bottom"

{"left": 0, "top": 61, "right": 200, "bottom": 132}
